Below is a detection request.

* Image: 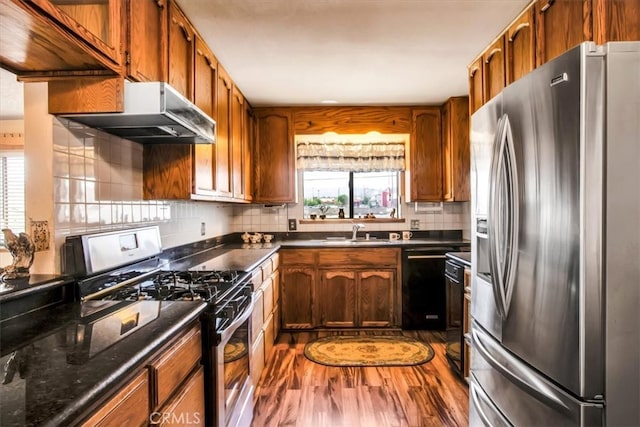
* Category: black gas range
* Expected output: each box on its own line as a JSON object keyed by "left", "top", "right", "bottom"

{"left": 63, "top": 226, "right": 255, "bottom": 427}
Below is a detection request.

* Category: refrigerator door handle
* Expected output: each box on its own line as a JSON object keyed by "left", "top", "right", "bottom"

{"left": 472, "top": 323, "right": 574, "bottom": 416}
{"left": 488, "top": 114, "right": 519, "bottom": 318}
{"left": 469, "top": 376, "right": 513, "bottom": 427}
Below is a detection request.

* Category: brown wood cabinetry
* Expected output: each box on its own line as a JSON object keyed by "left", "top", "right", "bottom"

{"left": 231, "top": 86, "right": 247, "bottom": 200}
{"left": 442, "top": 97, "right": 470, "bottom": 202}
{"left": 243, "top": 102, "right": 255, "bottom": 202}
{"left": 408, "top": 108, "right": 443, "bottom": 202}
{"left": 483, "top": 36, "right": 507, "bottom": 103}
{"left": 592, "top": 0, "right": 640, "bottom": 44}
{"left": 468, "top": 57, "right": 484, "bottom": 116}
{"left": 127, "top": 0, "right": 166, "bottom": 82}
{"left": 81, "top": 322, "right": 203, "bottom": 427}
{"left": 280, "top": 248, "right": 399, "bottom": 330}
{"left": 319, "top": 271, "right": 357, "bottom": 328}
{"left": 0, "top": 0, "right": 122, "bottom": 76}
{"left": 534, "top": 0, "right": 592, "bottom": 66}
{"left": 156, "top": 367, "right": 205, "bottom": 426}
{"left": 167, "top": 0, "right": 194, "bottom": 100}
{"left": 506, "top": 5, "right": 536, "bottom": 84}
{"left": 216, "top": 65, "right": 233, "bottom": 197}
{"left": 192, "top": 36, "right": 217, "bottom": 196}
{"left": 80, "top": 370, "right": 150, "bottom": 427}
{"left": 253, "top": 109, "right": 296, "bottom": 203}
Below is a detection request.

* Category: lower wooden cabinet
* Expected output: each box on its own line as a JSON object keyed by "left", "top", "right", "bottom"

{"left": 81, "top": 322, "right": 203, "bottom": 427}
{"left": 280, "top": 248, "right": 400, "bottom": 330}
{"left": 80, "top": 370, "right": 150, "bottom": 427}
{"left": 155, "top": 367, "right": 205, "bottom": 426}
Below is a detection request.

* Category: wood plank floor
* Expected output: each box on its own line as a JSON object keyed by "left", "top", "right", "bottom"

{"left": 252, "top": 330, "right": 469, "bottom": 427}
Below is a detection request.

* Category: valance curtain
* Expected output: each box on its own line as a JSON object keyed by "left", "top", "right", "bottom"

{"left": 296, "top": 140, "right": 405, "bottom": 172}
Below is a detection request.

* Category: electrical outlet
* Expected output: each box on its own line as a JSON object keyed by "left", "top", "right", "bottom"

{"left": 200, "top": 222, "right": 206, "bottom": 236}
{"left": 288, "top": 219, "right": 297, "bottom": 231}
{"left": 410, "top": 219, "right": 420, "bottom": 230}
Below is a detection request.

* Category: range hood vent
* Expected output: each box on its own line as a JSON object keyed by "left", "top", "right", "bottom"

{"left": 59, "top": 82, "right": 215, "bottom": 144}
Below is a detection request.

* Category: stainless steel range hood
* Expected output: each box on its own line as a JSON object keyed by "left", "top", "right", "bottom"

{"left": 59, "top": 82, "right": 215, "bottom": 144}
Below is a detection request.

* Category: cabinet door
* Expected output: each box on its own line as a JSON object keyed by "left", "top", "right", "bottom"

{"left": 80, "top": 370, "right": 149, "bottom": 427}
{"left": 193, "top": 36, "right": 217, "bottom": 195}
{"left": 593, "top": 0, "right": 640, "bottom": 43}
{"left": 468, "top": 57, "right": 484, "bottom": 115}
{"left": 127, "top": 0, "right": 166, "bottom": 82}
{"left": 168, "top": 1, "right": 194, "bottom": 100}
{"left": 231, "top": 86, "right": 246, "bottom": 199}
{"left": 535, "top": 0, "right": 592, "bottom": 66}
{"left": 31, "top": 0, "right": 123, "bottom": 68}
{"left": 506, "top": 5, "right": 535, "bottom": 84}
{"left": 483, "top": 36, "right": 506, "bottom": 103}
{"left": 442, "top": 97, "right": 470, "bottom": 202}
{"left": 216, "top": 65, "right": 233, "bottom": 196}
{"left": 254, "top": 109, "right": 296, "bottom": 203}
{"left": 157, "top": 367, "right": 205, "bottom": 426}
{"left": 409, "top": 108, "right": 443, "bottom": 202}
{"left": 358, "top": 271, "right": 394, "bottom": 328}
{"left": 280, "top": 267, "right": 316, "bottom": 329}
{"left": 243, "top": 103, "right": 255, "bottom": 202}
{"left": 319, "top": 271, "right": 356, "bottom": 328}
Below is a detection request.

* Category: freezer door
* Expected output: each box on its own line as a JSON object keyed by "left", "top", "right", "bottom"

{"left": 470, "top": 323, "right": 603, "bottom": 426}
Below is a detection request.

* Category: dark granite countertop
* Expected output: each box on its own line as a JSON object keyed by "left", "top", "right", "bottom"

{"left": 0, "top": 300, "right": 207, "bottom": 426}
{"left": 0, "top": 274, "right": 74, "bottom": 303}
{"left": 446, "top": 251, "right": 472, "bottom": 267}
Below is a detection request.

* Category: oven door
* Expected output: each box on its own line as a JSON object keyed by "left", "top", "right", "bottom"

{"left": 214, "top": 297, "right": 254, "bottom": 427}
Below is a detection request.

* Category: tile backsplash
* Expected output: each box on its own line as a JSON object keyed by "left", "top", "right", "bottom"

{"left": 51, "top": 119, "right": 233, "bottom": 266}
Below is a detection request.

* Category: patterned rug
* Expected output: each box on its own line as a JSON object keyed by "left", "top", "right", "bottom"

{"left": 304, "top": 335, "right": 435, "bottom": 367}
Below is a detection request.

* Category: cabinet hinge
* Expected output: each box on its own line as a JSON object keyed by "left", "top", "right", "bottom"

{"left": 125, "top": 52, "right": 131, "bottom": 65}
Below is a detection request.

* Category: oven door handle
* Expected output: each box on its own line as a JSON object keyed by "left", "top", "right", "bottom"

{"left": 217, "top": 295, "right": 254, "bottom": 346}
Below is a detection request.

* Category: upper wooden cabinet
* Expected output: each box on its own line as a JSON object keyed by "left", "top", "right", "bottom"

{"left": 0, "top": 0, "right": 123, "bottom": 76}
{"left": 483, "top": 36, "right": 507, "bottom": 103}
{"left": 468, "top": 57, "right": 484, "bottom": 116}
{"left": 506, "top": 5, "right": 535, "bottom": 84}
{"left": 442, "top": 97, "right": 470, "bottom": 202}
{"left": 126, "top": 0, "right": 166, "bottom": 82}
{"left": 253, "top": 109, "right": 296, "bottom": 203}
{"left": 534, "top": 0, "right": 591, "bottom": 66}
{"left": 408, "top": 108, "right": 443, "bottom": 202}
{"left": 167, "top": 0, "right": 195, "bottom": 100}
{"left": 216, "top": 65, "right": 233, "bottom": 197}
{"left": 470, "top": 0, "right": 640, "bottom": 111}
{"left": 243, "top": 102, "right": 255, "bottom": 202}
{"left": 231, "top": 86, "right": 246, "bottom": 200}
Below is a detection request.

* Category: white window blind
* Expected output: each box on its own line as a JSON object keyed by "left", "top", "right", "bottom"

{"left": 0, "top": 153, "right": 25, "bottom": 245}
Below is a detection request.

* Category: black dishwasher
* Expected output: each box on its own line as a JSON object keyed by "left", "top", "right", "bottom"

{"left": 402, "top": 246, "right": 467, "bottom": 330}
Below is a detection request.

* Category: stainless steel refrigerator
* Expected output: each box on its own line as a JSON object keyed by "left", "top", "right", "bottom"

{"left": 469, "top": 42, "right": 640, "bottom": 426}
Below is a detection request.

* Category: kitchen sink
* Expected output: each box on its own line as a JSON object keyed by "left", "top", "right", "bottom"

{"left": 313, "top": 238, "right": 395, "bottom": 245}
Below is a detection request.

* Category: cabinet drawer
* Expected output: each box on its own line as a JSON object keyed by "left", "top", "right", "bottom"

{"left": 261, "top": 259, "right": 273, "bottom": 281}
{"left": 151, "top": 325, "right": 202, "bottom": 409}
{"left": 280, "top": 250, "right": 315, "bottom": 265}
{"left": 262, "top": 277, "right": 274, "bottom": 321}
{"left": 317, "top": 248, "right": 398, "bottom": 267}
{"left": 263, "top": 312, "right": 275, "bottom": 360}
{"left": 251, "top": 289, "right": 264, "bottom": 343}
{"left": 155, "top": 367, "right": 205, "bottom": 426}
{"left": 81, "top": 370, "right": 149, "bottom": 427}
{"left": 271, "top": 253, "right": 280, "bottom": 271}
{"left": 271, "top": 271, "right": 280, "bottom": 305}
{"left": 250, "top": 269, "right": 262, "bottom": 291}
{"left": 250, "top": 330, "right": 265, "bottom": 388}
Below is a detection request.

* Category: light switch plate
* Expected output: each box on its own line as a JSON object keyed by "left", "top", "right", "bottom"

{"left": 288, "top": 219, "right": 297, "bottom": 231}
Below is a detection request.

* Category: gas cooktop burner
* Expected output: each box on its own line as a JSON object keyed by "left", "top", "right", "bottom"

{"left": 99, "top": 269, "right": 244, "bottom": 303}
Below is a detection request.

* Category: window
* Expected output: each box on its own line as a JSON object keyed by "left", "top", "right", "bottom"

{"left": 303, "top": 171, "right": 399, "bottom": 219}
{"left": 297, "top": 133, "right": 406, "bottom": 220}
{"left": 0, "top": 152, "right": 25, "bottom": 244}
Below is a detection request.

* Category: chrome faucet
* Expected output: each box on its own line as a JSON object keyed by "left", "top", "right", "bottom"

{"left": 352, "top": 223, "right": 365, "bottom": 240}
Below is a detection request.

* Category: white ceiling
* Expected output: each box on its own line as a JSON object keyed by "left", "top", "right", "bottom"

{"left": 177, "top": 0, "right": 529, "bottom": 107}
